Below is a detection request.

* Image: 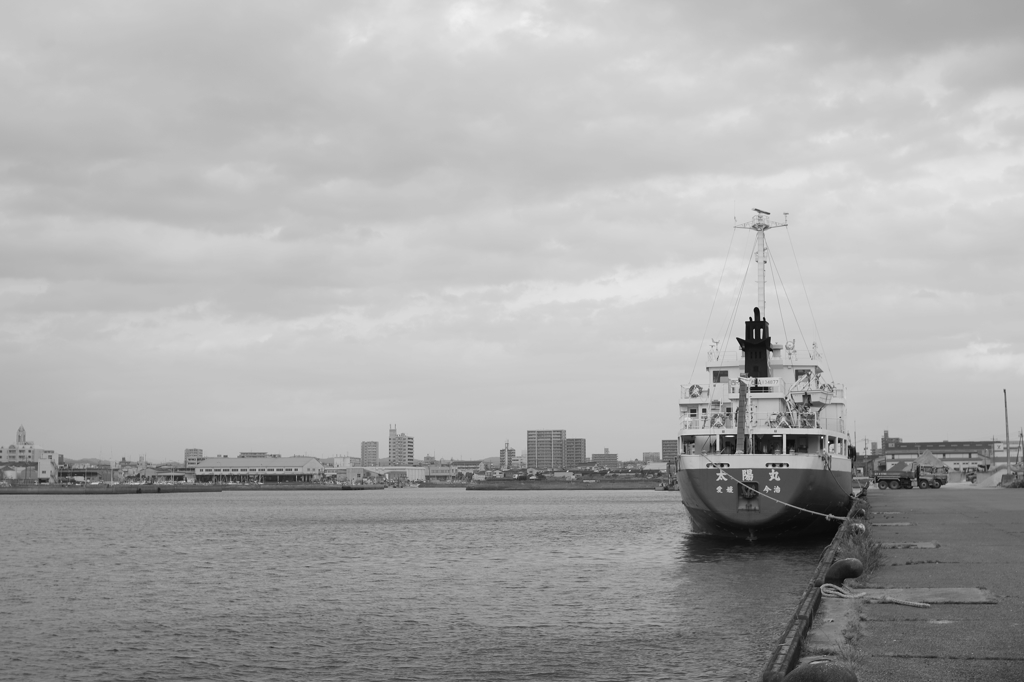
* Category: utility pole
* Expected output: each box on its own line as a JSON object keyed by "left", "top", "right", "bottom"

{"left": 1005, "top": 389, "right": 1011, "bottom": 477}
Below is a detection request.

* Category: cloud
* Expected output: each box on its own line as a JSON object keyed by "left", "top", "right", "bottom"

{"left": 939, "top": 342, "right": 1024, "bottom": 375}
{"left": 1, "top": 1, "right": 1024, "bottom": 456}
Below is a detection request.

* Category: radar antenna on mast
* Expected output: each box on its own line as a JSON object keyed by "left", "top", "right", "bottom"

{"left": 734, "top": 209, "right": 788, "bottom": 315}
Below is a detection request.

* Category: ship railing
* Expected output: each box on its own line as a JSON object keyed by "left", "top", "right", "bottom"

{"left": 679, "top": 415, "right": 736, "bottom": 430}
{"left": 679, "top": 413, "right": 845, "bottom": 432}
{"left": 681, "top": 382, "right": 736, "bottom": 402}
{"left": 746, "top": 412, "right": 846, "bottom": 431}
{"left": 682, "top": 379, "right": 847, "bottom": 403}
{"left": 680, "top": 383, "right": 712, "bottom": 400}
{"left": 776, "top": 349, "right": 826, "bottom": 365}
{"left": 787, "top": 376, "right": 846, "bottom": 399}
{"left": 706, "top": 349, "right": 828, "bottom": 366}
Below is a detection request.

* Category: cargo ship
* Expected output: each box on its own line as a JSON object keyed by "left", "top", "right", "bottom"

{"left": 677, "top": 210, "right": 854, "bottom": 539}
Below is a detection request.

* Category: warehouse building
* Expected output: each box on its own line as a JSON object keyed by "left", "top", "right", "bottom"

{"left": 194, "top": 457, "right": 324, "bottom": 483}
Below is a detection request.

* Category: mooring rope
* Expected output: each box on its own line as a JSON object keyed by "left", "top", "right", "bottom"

{"left": 693, "top": 451, "right": 846, "bottom": 522}
{"left": 820, "top": 584, "right": 930, "bottom": 608}
{"left": 820, "top": 584, "right": 865, "bottom": 599}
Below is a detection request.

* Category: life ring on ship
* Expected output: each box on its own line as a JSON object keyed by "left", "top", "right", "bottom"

{"left": 687, "top": 384, "right": 703, "bottom": 398}
{"left": 709, "top": 413, "right": 726, "bottom": 428}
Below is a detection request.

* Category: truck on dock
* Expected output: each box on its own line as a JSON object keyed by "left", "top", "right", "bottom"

{"left": 874, "top": 455, "right": 949, "bottom": 490}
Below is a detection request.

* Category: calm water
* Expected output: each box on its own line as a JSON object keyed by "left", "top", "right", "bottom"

{"left": 1, "top": 489, "right": 825, "bottom": 681}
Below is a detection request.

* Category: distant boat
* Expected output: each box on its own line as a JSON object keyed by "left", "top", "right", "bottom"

{"left": 676, "top": 210, "right": 854, "bottom": 540}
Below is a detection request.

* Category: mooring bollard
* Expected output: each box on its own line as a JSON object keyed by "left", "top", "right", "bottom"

{"left": 823, "top": 557, "right": 863, "bottom": 586}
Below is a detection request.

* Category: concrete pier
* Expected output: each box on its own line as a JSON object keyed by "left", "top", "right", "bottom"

{"left": 854, "top": 484, "right": 1024, "bottom": 681}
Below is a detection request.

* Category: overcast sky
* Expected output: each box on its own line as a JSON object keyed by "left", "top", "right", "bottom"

{"left": 2, "top": 1, "right": 1023, "bottom": 463}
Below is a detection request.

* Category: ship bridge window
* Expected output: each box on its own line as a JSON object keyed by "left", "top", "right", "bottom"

{"left": 713, "top": 370, "right": 729, "bottom": 383}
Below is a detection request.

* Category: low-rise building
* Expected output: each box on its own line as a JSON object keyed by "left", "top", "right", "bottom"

{"left": 2, "top": 426, "right": 57, "bottom": 466}
{"left": 426, "top": 464, "right": 457, "bottom": 481}
{"left": 874, "top": 430, "right": 996, "bottom": 474}
{"left": 346, "top": 466, "right": 427, "bottom": 483}
{"left": 325, "top": 455, "right": 361, "bottom": 468}
{"left": 591, "top": 448, "right": 619, "bottom": 468}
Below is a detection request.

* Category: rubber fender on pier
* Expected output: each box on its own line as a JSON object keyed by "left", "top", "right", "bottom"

{"left": 823, "top": 557, "right": 864, "bottom": 586}
{"left": 782, "top": 660, "right": 857, "bottom": 682}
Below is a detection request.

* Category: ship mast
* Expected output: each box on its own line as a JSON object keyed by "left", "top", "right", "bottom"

{"left": 735, "top": 209, "right": 788, "bottom": 315}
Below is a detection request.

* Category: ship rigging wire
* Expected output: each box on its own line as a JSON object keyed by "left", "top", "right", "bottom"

{"left": 686, "top": 225, "right": 739, "bottom": 385}
{"left": 714, "top": 239, "right": 758, "bottom": 369}
{"left": 784, "top": 222, "right": 834, "bottom": 382}
{"left": 724, "top": 241, "right": 758, "bottom": 353}
{"left": 765, "top": 242, "right": 811, "bottom": 364}
{"left": 766, "top": 243, "right": 789, "bottom": 347}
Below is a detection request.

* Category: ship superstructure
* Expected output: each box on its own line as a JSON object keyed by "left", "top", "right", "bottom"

{"left": 677, "top": 211, "right": 853, "bottom": 539}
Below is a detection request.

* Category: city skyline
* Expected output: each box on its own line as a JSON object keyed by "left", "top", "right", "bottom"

{"left": 2, "top": 4, "right": 1023, "bottom": 460}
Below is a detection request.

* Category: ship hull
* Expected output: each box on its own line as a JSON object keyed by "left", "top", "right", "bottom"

{"left": 678, "top": 455, "right": 853, "bottom": 540}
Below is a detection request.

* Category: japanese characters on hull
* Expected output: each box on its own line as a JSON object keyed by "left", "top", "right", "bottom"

{"left": 714, "top": 468, "right": 783, "bottom": 496}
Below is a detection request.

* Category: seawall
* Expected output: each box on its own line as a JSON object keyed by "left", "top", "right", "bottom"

{"left": 759, "top": 503, "right": 861, "bottom": 681}
{"left": 0, "top": 483, "right": 384, "bottom": 495}
{"left": 0, "top": 484, "right": 225, "bottom": 495}
{"left": 465, "top": 479, "right": 668, "bottom": 491}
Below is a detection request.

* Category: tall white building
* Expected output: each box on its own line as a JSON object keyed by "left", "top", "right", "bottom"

{"left": 527, "top": 430, "right": 566, "bottom": 470}
{"left": 565, "top": 438, "right": 587, "bottom": 468}
{"left": 184, "top": 448, "right": 204, "bottom": 468}
{"left": 388, "top": 426, "right": 414, "bottom": 466}
{"left": 499, "top": 441, "right": 516, "bottom": 470}
{"left": 361, "top": 441, "right": 379, "bottom": 467}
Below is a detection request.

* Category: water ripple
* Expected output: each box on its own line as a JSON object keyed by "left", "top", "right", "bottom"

{"left": 0, "top": 489, "right": 824, "bottom": 681}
